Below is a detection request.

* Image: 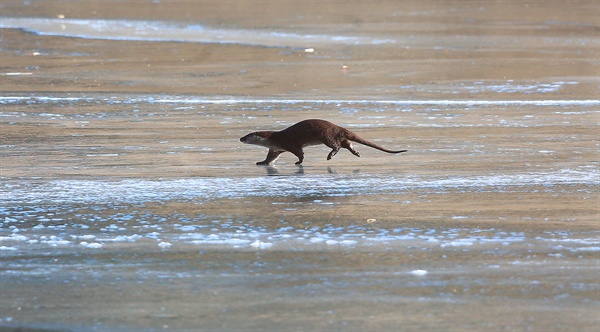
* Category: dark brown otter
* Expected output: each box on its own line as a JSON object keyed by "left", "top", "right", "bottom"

{"left": 240, "top": 119, "right": 407, "bottom": 165}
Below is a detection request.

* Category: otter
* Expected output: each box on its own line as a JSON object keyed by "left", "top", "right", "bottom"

{"left": 240, "top": 119, "right": 407, "bottom": 165}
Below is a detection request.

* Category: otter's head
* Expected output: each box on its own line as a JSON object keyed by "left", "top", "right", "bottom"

{"left": 240, "top": 131, "right": 274, "bottom": 147}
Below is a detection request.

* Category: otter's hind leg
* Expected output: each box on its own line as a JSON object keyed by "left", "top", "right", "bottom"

{"left": 257, "top": 149, "right": 283, "bottom": 165}
{"left": 289, "top": 148, "right": 305, "bottom": 165}
{"left": 342, "top": 140, "right": 360, "bottom": 157}
{"left": 321, "top": 139, "right": 341, "bottom": 161}
{"left": 327, "top": 140, "right": 360, "bottom": 160}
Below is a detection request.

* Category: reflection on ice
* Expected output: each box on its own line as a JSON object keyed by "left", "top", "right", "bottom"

{"left": 2, "top": 168, "right": 597, "bottom": 204}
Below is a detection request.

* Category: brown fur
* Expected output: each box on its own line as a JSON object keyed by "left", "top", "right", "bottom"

{"left": 240, "top": 119, "right": 407, "bottom": 165}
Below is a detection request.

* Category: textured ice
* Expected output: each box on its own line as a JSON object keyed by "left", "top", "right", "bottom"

{"left": 250, "top": 240, "right": 273, "bottom": 249}
{"left": 0, "top": 246, "right": 17, "bottom": 251}
{"left": 464, "top": 81, "right": 579, "bottom": 94}
{"left": 2, "top": 201, "right": 598, "bottom": 254}
{"left": 1, "top": 95, "right": 599, "bottom": 106}
{"left": 410, "top": 270, "right": 428, "bottom": 276}
{"left": 0, "top": 18, "right": 395, "bottom": 48}
{"left": 80, "top": 242, "right": 103, "bottom": 249}
{"left": 0, "top": 93, "right": 597, "bottom": 255}
{"left": 2, "top": 169, "right": 597, "bottom": 205}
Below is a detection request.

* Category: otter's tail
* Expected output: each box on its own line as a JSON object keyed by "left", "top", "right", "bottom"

{"left": 350, "top": 134, "right": 407, "bottom": 154}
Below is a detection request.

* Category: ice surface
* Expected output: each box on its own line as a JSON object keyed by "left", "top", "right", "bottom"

{"left": 409, "top": 269, "right": 428, "bottom": 276}
{"left": 0, "top": 18, "right": 395, "bottom": 48}
{"left": 2, "top": 168, "right": 597, "bottom": 205}
{"left": 1, "top": 95, "right": 599, "bottom": 106}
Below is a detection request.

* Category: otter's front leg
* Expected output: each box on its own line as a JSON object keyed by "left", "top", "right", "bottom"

{"left": 327, "top": 148, "right": 339, "bottom": 160}
{"left": 257, "top": 149, "right": 283, "bottom": 165}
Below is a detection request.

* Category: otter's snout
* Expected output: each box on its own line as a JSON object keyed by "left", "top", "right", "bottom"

{"left": 240, "top": 132, "right": 271, "bottom": 147}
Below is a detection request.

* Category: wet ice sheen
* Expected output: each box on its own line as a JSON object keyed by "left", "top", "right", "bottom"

{"left": 2, "top": 169, "right": 597, "bottom": 204}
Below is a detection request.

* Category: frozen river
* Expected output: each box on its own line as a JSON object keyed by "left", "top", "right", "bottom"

{"left": 1, "top": 1, "right": 599, "bottom": 331}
